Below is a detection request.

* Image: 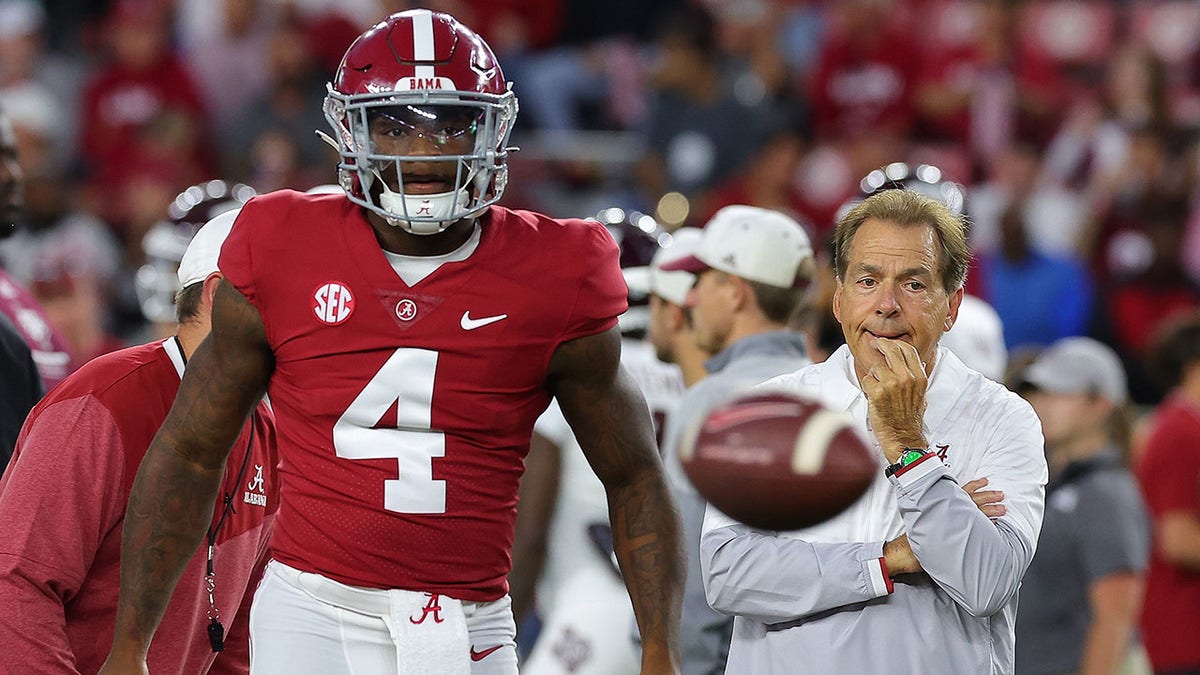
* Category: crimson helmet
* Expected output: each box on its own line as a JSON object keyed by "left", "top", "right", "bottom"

{"left": 135, "top": 180, "right": 255, "bottom": 323}
{"left": 323, "top": 10, "right": 519, "bottom": 235}
{"left": 595, "top": 207, "right": 673, "bottom": 337}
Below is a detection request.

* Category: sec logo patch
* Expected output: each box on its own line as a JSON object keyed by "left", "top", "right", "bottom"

{"left": 313, "top": 282, "right": 355, "bottom": 325}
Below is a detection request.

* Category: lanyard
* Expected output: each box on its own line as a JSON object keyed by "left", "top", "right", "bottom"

{"left": 174, "top": 336, "right": 257, "bottom": 653}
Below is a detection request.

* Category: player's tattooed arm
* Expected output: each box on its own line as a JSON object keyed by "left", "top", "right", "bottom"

{"left": 548, "top": 326, "right": 684, "bottom": 674}
{"left": 104, "top": 281, "right": 273, "bottom": 668}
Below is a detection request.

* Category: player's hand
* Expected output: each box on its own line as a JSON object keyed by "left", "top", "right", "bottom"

{"left": 883, "top": 534, "right": 922, "bottom": 576}
{"left": 861, "top": 338, "right": 928, "bottom": 462}
{"left": 963, "top": 477, "right": 1006, "bottom": 519}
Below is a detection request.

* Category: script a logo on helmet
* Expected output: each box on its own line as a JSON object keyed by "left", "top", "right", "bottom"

{"left": 314, "top": 282, "right": 355, "bottom": 325}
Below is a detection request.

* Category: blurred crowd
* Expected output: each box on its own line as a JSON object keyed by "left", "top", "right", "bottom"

{"left": 2, "top": 0, "right": 1200, "bottom": 406}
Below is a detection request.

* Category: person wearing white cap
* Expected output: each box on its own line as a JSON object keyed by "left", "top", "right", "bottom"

{"left": 939, "top": 294, "right": 1008, "bottom": 381}
{"left": 0, "top": 186, "right": 278, "bottom": 674}
{"left": 701, "top": 189, "right": 1047, "bottom": 674}
{"left": 630, "top": 227, "right": 711, "bottom": 387}
{"left": 1014, "top": 337, "right": 1152, "bottom": 675}
{"left": 656, "top": 205, "right": 815, "bottom": 675}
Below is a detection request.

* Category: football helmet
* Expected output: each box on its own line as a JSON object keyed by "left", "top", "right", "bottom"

{"left": 135, "top": 180, "right": 255, "bottom": 323}
{"left": 595, "top": 207, "right": 673, "bottom": 337}
{"left": 836, "top": 162, "right": 966, "bottom": 224}
{"left": 323, "top": 9, "right": 519, "bottom": 235}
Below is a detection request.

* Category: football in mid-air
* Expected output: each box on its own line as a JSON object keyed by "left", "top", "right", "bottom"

{"left": 680, "top": 390, "right": 877, "bottom": 531}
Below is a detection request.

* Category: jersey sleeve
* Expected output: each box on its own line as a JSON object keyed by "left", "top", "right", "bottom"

{"left": 218, "top": 196, "right": 268, "bottom": 306}
{"left": 559, "top": 220, "right": 628, "bottom": 343}
{"left": 0, "top": 395, "right": 128, "bottom": 673}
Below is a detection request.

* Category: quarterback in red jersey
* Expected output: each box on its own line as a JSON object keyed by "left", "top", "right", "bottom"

{"left": 0, "top": 183, "right": 277, "bottom": 674}
{"left": 101, "top": 10, "right": 684, "bottom": 675}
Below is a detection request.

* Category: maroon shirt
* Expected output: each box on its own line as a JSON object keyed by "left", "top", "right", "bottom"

{"left": 1136, "top": 395, "right": 1200, "bottom": 671}
{"left": 0, "top": 339, "right": 277, "bottom": 674}
{"left": 220, "top": 192, "right": 626, "bottom": 600}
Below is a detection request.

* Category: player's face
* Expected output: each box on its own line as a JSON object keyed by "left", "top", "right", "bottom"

{"left": 647, "top": 294, "right": 675, "bottom": 362}
{"left": 833, "top": 218, "right": 961, "bottom": 382}
{"left": 687, "top": 269, "right": 736, "bottom": 355}
{"left": 367, "top": 104, "right": 480, "bottom": 195}
{"left": 0, "top": 117, "right": 23, "bottom": 230}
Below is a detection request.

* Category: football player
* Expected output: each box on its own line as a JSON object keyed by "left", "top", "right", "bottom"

{"left": 0, "top": 107, "right": 73, "bottom": 396}
{"left": 100, "top": 10, "right": 683, "bottom": 675}
{"left": 0, "top": 182, "right": 277, "bottom": 673}
{"left": 513, "top": 212, "right": 689, "bottom": 675}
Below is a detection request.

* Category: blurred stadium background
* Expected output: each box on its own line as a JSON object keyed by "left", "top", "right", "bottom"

{"left": 2, "top": 0, "right": 1199, "bottom": 410}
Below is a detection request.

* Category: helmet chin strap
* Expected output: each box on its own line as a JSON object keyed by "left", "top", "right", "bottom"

{"left": 369, "top": 166, "right": 474, "bottom": 236}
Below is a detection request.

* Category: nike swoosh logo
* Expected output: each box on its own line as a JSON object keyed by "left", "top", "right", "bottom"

{"left": 460, "top": 311, "right": 508, "bottom": 330}
{"left": 470, "top": 645, "right": 503, "bottom": 661}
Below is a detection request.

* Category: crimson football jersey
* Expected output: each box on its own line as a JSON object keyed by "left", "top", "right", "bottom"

{"left": 219, "top": 191, "right": 627, "bottom": 601}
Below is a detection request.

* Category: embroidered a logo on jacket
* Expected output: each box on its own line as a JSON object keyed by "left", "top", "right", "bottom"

{"left": 935, "top": 444, "right": 951, "bottom": 467}
{"left": 313, "top": 281, "right": 355, "bottom": 325}
{"left": 244, "top": 465, "right": 267, "bottom": 507}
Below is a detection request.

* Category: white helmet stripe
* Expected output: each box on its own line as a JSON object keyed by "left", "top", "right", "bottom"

{"left": 412, "top": 9, "right": 435, "bottom": 80}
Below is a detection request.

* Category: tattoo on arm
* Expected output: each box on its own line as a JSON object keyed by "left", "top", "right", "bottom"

{"left": 549, "top": 328, "right": 684, "bottom": 666}
{"left": 112, "top": 282, "right": 273, "bottom": 654}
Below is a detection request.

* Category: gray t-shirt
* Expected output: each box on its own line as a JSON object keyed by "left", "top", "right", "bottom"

{"left": 1015, "top": 449, "right": 1151, "bottom": 675}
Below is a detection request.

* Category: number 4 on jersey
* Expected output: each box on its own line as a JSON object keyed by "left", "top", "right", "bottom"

{"left": 333, "top": 348, "right": 447, "bottom": 514}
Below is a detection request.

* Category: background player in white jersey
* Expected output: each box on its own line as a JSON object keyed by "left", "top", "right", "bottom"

{"left": 512, "top": 212, "right": 691, "bottom": 675}
{"left": 101, "top": 11, "right": 684, "bottom": 675}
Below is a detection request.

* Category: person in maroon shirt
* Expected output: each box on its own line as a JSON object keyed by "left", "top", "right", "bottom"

{"left": 100, "top": 10, "right": 683, "bottom": 675}
{"left": 1136, "top": 312, "right": 1200, "bottom": 674}
{"left": 0, "top": 184, "right": 277, "bottom": 675}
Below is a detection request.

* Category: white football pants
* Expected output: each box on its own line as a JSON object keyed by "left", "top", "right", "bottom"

{"left": 249, "top": 560, "right": 518, "bottom": 675}
{"left": 520, "top": 566, "right": 639, "bottom": 675}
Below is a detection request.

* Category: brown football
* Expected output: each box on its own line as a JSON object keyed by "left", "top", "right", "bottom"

{"left": 680, "top": 390, "right": 877, "bottom": 531}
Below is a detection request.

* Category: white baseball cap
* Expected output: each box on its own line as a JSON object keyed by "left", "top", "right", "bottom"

{"left": 940, "top": 294, "right": 1007, "bottom": 381}
{"left": 625, "top": 227, "right": 705, "bottom": 306}
{"left": 659, "top": 205, "right": 813, "bottom": 288}
{"left": 1021, "top": 337, "right": 1128, "bottom": 404}
{"left": 177, "top": 208, "right": 240, "bottom": 287}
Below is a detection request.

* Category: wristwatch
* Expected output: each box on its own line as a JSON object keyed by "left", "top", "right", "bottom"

{"left": 885, "top": 447, "right": 930, "bottom": 477}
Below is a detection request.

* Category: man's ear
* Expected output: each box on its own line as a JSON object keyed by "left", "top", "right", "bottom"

{"left": 201, "top": 272, "right": 224, "bottom": 309}
{"left": 831, "top": 278, "right": 844, "bottom": 323}
{"left": 944, "top": 287, "right": 964, "bottom": 332}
